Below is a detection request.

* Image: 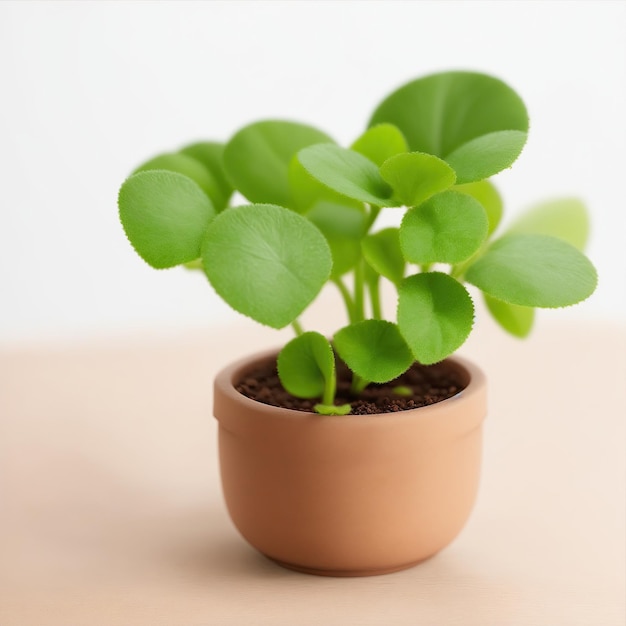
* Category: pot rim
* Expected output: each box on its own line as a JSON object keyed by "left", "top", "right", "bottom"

{"left": 214, "top": 348, "right": 487, "bottom": 424}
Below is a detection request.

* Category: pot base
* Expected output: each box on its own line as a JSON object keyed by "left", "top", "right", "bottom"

{"left": 215, "top": 351, "right": 487, "bottom": 578}
{"left": 266, "top": 555, "right": 431, "bottom": 577}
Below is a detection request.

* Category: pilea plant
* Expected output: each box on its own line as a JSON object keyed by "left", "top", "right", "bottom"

{"left": 118, "top": 70, "right": 597, "bottom": 415}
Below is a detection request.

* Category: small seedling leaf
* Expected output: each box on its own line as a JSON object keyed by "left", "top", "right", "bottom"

{"left": 179, "top": 142, "right": 233, "bottom": 211}
{"left": 507, "top": 198, "right": 590, "bottom": 251}
{"left": 400, "top": 191, "right": 489, "bottom": 264}
{"left": 202, "top": 204, "right": 332, "bottom": 328}
{"left": 465, "top": 234, "right": 598, "bottom": 307}
{"left": 278, "top": 332, "right": 335, "bottom": 399}
{"left": 397, "top": 272, "right": 475, "bottom": 365}
{"left": 351, "top": 123, "right": 408, "bottom": 166}
{"left": 314, "top": 403, "right": 352, "bottom": 416}
{"left": 223, "top": 120, "right": 333, "bottom": 207}
{"left": 445, "top": 130, "right": 528, "bottom": 183}
{"left": 334, "top": 320, "right": 413, "bottom": 383}
{"left": 297, "top": 144, "right": 396, "bottom": 207}
{"left": 361, "top": 228, "right": 405, "bottom": 285}
{"left": 306, "top": 202, "right": 368, "bottom": 278}
{"left": 380, "top": 152, "right": 456, "bottom": 207}
{"left": 454, "top": 179, "right": 503, "bottom": 235}
{"left": 484, "top": 294, "right": 534, "bottom": 338}
{"left": 118, "top": 170, "right": 216, "bottom": 269}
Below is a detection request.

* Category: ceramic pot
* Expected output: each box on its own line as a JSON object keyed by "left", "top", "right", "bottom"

{"left": 213, "top": 350, "right": 487, "bottom": 577}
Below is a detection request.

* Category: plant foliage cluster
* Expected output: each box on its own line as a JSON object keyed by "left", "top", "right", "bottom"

{"left": 118, "top": 71, "right": 597, "bottom": 414}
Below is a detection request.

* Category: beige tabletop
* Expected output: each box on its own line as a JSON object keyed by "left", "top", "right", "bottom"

{"left": 1, "top": 313, "right": 625, "bottom": 626}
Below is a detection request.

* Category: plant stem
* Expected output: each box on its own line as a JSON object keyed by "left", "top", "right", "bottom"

{"left": 353, "top": 259, "right": 365, "bottom": 323}
{"left": 323, "top": 369, "right": 337, "bottom": 406}
{"left": 450, "top": 260, "right": 471, "bottom": 279}
{"left": 365, "top": 205, "right": 381, "bottom": 231}
{"left": 368, "top": 276, "right": 382, "bottom": 320}
{"left": 450, "top": 245, "right": 488, "bottom": 279}
{"left": 333, "top": 277, "right": 356, "bottom": 323}
{"left": 351, "top": 373, "right": 370, "bottom": 395}
{"left": 291, "top": 319, "right": 304, "bottom": 336}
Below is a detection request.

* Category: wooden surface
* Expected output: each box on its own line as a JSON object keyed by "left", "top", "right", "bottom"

{"left": 1, "top": 316, "right": 625, "bottom": 625}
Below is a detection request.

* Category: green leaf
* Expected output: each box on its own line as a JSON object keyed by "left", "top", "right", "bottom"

{"left": 179, "top": 142, "right": 233, "bottom": 211}
{"left": 223, "top": 120, "right": 333, "bottom": 207}
{"left": 361, "top": 228, "right": 405, "bottom": 285}
{"left": 454, "top": 180, "right": 503, "bottom": 235}
{"left": 397, "top": 272, "right": 474, "bottom": 365}
{"left": 379, "top": 152, "right": 456, "bottom": 207}
{"left": 465, "top": 234, "right": 598, "bottom": 308}
{"left": 334, "top": 320, "right": 414, "bottom": 383}
{"left": 297, "top": 144, "right": 395, "bottom": 207}
{"left": 350, "top": 123, "right": 408, "bottom": 167}
{"left": 314, "top": 403, "right": 352, "bottom": 416}
{"left": 202, "top": 204, "right": 332, "bottom": 328}
{"left": 118, "top": 170, "right": 215, "bottom": 269}
{"left": 288, "top": 156, "right": 361, "bottom": 213}
{"left": 484, "top": 294, "right": 534, "bottom": 338}
{"left": 278, "top": 332, "right": 335, "bottom": 399}
{"left": 306, "top": 202, "right": 368, "bottom": 278}
{"left": 369, "top": 71, "right": 529, "bottom": 180}
{"left": 444, "top": 130, "right": 528, "bottom": 183}
{"left": 507, "top": 198, "right": 590, "bottom": 251}
{"left": 400, "top": 191, "right": 489, "bottom": 264}
{"left": 133, "top": 152, "right": 223, "bottom": 207}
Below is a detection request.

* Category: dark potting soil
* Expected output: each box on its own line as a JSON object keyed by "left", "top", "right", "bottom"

{"left": 236, "top": 359, "right": 467, "bottom": 415}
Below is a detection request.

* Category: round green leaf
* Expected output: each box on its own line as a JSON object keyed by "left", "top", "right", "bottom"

{"left": 465, "top": 234, "right": 598, "bottom": 308}
{"left": 179, "top": 141, "right": 233, "bottom": 211}
{"left": 507, "top": 198, "right": 589, "bottom": 251}
{"left": 454, "top": 180, "right": 503, "bottom": 235}
{"left": 297, "top": 144, "right": 395, "bottom": 207}
{"left": 306, "top": 202, "right": 368, "bottom": 278}
{"left": 484, "top": 293, "right": 534, "bottom": 338}
{"left": 288, "top": 155, "right": 361, "bottom": 213}
{"left": 278, "top": 332, "right": 335, "bottom": 399}
{"left": 334, "top": 320, "right": 413, "bottom": 383}
{"left": 444, "top": 130, "right": 528, "bottom": 183}
{"left": 133, "top": 152, "right": 222, "bottom": 206}
{"left": 369, "top": 71, "right": 529, "bottom": 181}
{"left": 350, "top": 123, "right": 408, "bottom": 167}
{"left": 223, "top": 120, "right": 333, "bottom": 207}
{"left": 397, "top": 272, "right": 475, "bottom": 365}
{"left": 361, "top": 228, "right": 405, "bottom": 285}
{"left": 202, "top": 204, "right": 332, "bottom": 328}
{"left": 400, "top": 191, "right": 489, "bottom": 264}
{"left": 118, "top": 170, "right": 216, "bottom": 269}
{"left": 380, "top": 151, "right": 456, "bottom": 207}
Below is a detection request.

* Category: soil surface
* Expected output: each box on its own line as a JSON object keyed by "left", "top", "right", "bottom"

{"left": 236, "top": 359, "right": 466, "bottom": 415}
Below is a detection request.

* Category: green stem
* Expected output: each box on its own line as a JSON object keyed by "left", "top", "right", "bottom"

{"left": 365, "top": 205, "right": 381, "bottom": 231}
{"left": 351, "top": 373, "right": 370, "bottom": 395}
{"left": 450, "top": 257, "right": 475, "bottom": 280}
{"left": 451, "top": 243, "right": 489, "bottom": 279}
{"left": 291, "top": 319, "right": 304, "bottom": 337}
{"left": 353, "top": 259, "right": 365, "bottom": 323}
{"left": 323, "top": 370, "right": 336, "bottom": 406}
{"left": 333, "top": 277, "right": 356, "bottom": 323}
{"left": 368, "top": 276, "right": 382, "bottom": 320}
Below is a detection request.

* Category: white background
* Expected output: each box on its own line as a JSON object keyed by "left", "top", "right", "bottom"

{"left": 1, "top": 0, "right": 625, "bottom": 347}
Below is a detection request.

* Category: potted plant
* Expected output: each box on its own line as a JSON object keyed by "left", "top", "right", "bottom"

{"left": 118, "top": 70, "right": 597, "bottom": 576}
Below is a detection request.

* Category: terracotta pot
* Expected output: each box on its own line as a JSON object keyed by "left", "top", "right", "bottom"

{"left": 213, "top": 350, "right": 487, "bottom": 577}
